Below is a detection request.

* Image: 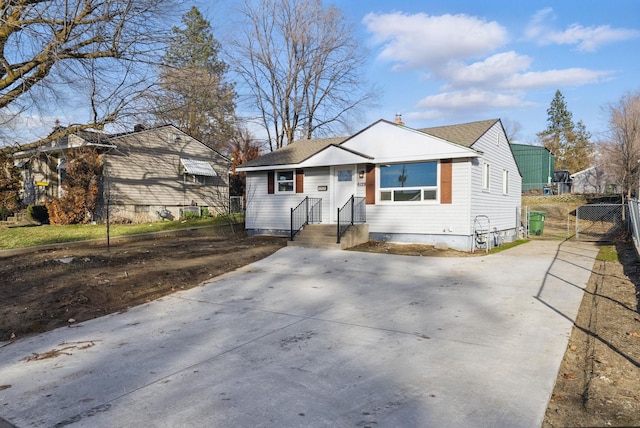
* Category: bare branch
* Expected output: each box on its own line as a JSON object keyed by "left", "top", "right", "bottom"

{"left": 231, "top": 0, "right": 377, "bottom": 150}
{"left": 0, "top": 0, "right": 177, "bottom": 145}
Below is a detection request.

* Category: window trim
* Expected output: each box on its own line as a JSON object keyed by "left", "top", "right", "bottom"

{"left": 502, "top": 169, "right": 509, "bottom": 195}
{"left": 275, "top": 169, "right": 295, "bottom": 193}
{"left": 482, "top": 162, "right": 491, "bottom": 191}
{"left": 185, "top": 174, "right": 206, "bottom": 185}
{"left": 377, "top": 161, "right": 439, "bottom": 204}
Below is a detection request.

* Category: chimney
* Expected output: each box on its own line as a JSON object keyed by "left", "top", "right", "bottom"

{"left": 394, "top": 113, "right": 405, "bottom": 126}
{"left": 134, "top": 124, "right": 145, "bottom": 132}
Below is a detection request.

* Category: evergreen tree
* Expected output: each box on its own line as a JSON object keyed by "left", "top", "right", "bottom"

{"left": 537, "top": 90, "right": 593, "bottom": 172}
{"left": 148, "top": 7, "right": 236, "bottom": 152}
{"left": 566, "top": 120, "right": 593, "bottom": 173}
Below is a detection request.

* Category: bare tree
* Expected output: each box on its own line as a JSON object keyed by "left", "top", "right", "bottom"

{"left": 501, "top": 118, "right": 522, "bottom": 143}
{"left": 599, "top": 90, "right": 640, "bottom": 199}
{"left": 0, "top": 0, "right": 177, "bottom": 146}
{"left": 232, "top": 0, "right": 376, "bottom": 151}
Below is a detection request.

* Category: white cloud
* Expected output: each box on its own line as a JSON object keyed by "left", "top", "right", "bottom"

{"left": 442, "top": 51, "right": 532, "bottom": 88}
{"left": 416, "top": 90, "right": 532, "bottom": 110}
{"left": 363, "top": 12, "right": 508, "bottom": 70}
{"left": 364, "top": 9, "right": 621, "bottom": 126}
{"left": 525, "top": 8, "right": 640, "bottom": 52}
{"left": 499, "top": 68, "right": 614, "bottom": 90}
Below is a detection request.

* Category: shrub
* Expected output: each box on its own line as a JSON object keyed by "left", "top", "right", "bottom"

{"left": 26, "top": 205, "right": 49, "bottom": 224}
{"left": 0, "top": 153, "right": 22, "bottom": 218}
{"left": 180, "top": 210, "right": 200, "bottom": 220}
{"left": 46, "top": 148, "right": 102, "bottom": 225}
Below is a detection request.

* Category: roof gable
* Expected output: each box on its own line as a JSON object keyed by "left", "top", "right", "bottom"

{"left": 342, "top": 120, "right": 480, "bottom": 163}
{"left": 298, "top": 144, "right": 372, "bottom": 168}
{"left": 239, "top": 136, "right": 348, "bottom": 168}
{"left": 10, "top": 123, "right": 229, "bottom": 162}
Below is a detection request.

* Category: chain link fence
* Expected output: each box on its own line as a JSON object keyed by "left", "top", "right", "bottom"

{"left": 522, "top": 196, "right": 628, "bottom": 242}
{"left": 229, "top": 196, "right": 244, "bottom": 214}
{"left": 575, "top": 204, "right": 627, "bottom": 242}
{"left": 521, "top": 203, "right": 574, "bottom": 240}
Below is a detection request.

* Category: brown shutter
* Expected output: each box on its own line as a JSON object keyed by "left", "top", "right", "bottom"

{"left": 365, "top": 164, "right": 376, "bottom": 204}
{"left": 440, "top": 159, "right": 452, "bottom": 204}
{"left": 295, "top": 169, "right": 304, "bottom": 193}
{"left": 267, "top": 171, "right": 274, "bottom": 194}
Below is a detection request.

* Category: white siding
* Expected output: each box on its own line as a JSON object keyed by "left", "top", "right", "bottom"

{"left": 245, "top": 167, "right": 332, "bottom": 231}
{"left": 469, "top": 122, "right": 522, "bottom": 232}
{"left": 366, "top": 159, "right": 472, "bottom": 235}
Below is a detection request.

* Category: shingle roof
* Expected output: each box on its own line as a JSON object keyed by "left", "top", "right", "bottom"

{"left": 239, "top": 119, "right": 500, "bottom": 169}
{"left": 418, "top": 119, "right": 499, "bottom": 148}
{"left": 239, "top": 136, "right": 348, "bottom": 168}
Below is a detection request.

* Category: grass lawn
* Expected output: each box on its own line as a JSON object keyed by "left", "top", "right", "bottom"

{"left": 0, "top": 215, "right": 243, "bottom": 250}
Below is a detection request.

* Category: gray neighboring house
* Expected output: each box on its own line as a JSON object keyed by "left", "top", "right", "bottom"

{"left": 571, "top": 166, "right": 618, "bottom": 194}
{"left": 237, "top": 118, "right": 522, "bottom": 251}
{"left": 11, "top": 124, "right": 230, "bottom": 222}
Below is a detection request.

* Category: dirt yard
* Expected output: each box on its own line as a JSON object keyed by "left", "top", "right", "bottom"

{"left": 1, "top": 230, "right": 639, "bottom": 427}
{"left": 0, "top": 229, "right": 288, "bottom": 341}
{"left": 543, "top": 241, "right": 640, "bottom": 427}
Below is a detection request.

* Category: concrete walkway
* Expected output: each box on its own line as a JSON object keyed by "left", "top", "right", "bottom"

{"left": 0, "top": 240, "right": 598, "bottom": 427}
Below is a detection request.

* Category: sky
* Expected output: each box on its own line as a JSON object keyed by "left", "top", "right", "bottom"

{"left": 9, "top": 1, "right": 640, "bottom": 146}
{"left": 313, "top": 0, "right": 640, "bottom": 144}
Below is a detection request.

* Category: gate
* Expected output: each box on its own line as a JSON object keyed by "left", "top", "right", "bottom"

{"left": 575, "top": 204, "right": 627, "bottom": 242}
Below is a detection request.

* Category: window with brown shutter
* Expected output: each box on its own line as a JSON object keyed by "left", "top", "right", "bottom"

{"left": 365, "top": 164, "right": 375, "bottom": 204}
{"left": 267, "top": 171, "right": 274, "bottom": 194}
{"left": 440, "top": 159, "right": 452, "bottom": 204}
{"left": 296, "top": 169, "right": 304, "bottom": 193}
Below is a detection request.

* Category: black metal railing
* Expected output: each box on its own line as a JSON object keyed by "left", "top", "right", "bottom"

{"left": 290, "top": 197, "right": 322, "bottom": 240}
{"left": 337, "top": 196, "right": 366, "bottom": 243}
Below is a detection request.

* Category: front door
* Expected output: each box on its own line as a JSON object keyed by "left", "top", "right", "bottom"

{"left": 332, "top": 165, "right": 356, "bottom": 222}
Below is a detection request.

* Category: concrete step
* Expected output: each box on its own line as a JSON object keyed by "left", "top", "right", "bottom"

{"left": 287, "top": 240, "right": 342, "bottom": 250}
{"left": 288, "top": 224, "right": 369, "bottom": 250}
{"left": 297, "top": 224, "right": 337, "bottom": 237}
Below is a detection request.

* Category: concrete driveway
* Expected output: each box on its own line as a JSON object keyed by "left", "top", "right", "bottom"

{"left": 0, "top": 240, "right": 598, "bottom": 427}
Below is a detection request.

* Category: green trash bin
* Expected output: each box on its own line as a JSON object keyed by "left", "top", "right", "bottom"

{"left": 529, "top": 211, "right": 546, "bottom": 236}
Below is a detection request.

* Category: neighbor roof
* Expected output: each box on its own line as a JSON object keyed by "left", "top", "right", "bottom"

{"left": 9, "top": 124, "right": 230, "bottom": 162}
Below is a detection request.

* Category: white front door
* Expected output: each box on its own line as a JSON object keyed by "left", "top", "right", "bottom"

{"left": 332, "top": 165, "right": 356, "bottom": 222}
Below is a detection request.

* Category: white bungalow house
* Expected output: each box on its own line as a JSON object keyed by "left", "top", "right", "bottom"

{"left": 237, "top": 118, "right": 522, "bottom": 251}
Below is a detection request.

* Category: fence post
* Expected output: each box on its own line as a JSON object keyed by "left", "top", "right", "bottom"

{"left": 290, "top": 207, "right": 294, "bottom": 241}
{"left": 350, "top": 195, "right": 354, "bottom": 225}
{"left": 337, "top": 208, "right": 341, "bottom": 244}
{"left": 575, "top": 206, "right": 579, "bottom": 241}
{"left": 305, "top": 196, "right": 309, "bottom": 225}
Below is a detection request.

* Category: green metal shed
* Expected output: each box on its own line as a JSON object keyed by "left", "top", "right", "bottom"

{"left": 510, "top": 144, "right": 555, "bottom": 193}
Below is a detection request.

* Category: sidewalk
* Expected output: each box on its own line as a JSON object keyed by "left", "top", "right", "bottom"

{"left": 0, "top": 240, "right": 598, "bottom": 427}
